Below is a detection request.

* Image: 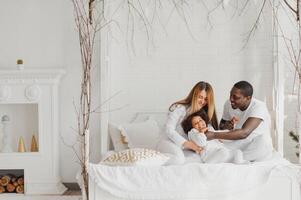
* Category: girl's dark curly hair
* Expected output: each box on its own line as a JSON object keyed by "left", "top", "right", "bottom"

{"left": 181, "top": 109, "right": 209, "bottom": 134}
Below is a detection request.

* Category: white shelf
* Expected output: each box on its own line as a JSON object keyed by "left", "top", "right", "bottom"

{"left": 0, "top": 152, "right": 40, "bottom": 156}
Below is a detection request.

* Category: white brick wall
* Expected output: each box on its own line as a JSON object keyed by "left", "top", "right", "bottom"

{"left": 105, "top": 1, "right": 276, "bottom": 143}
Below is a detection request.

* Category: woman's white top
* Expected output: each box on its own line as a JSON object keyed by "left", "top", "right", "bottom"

{"left": 165, "top": 105, "right": 188, "bottom": 147}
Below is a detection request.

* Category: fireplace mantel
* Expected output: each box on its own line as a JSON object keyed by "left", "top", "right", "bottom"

{"left": 0, "top": 68, "right": 67, "bottom": 194}
{"left": 0, "top": 68, "right": 65, "bottom": 83}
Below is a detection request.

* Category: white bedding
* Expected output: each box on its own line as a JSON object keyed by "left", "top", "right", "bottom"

{"left": 89, "top": 152, "right": 300, "bottom": 200}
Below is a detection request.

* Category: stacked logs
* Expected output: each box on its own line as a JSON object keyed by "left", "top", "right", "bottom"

{"left": 0, "top": 175, "right": 24, "bottom": 193}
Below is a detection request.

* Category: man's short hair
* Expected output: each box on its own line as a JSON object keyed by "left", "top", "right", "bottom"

{"left": 233, "top": 81, "right": 253, "bottom": 97}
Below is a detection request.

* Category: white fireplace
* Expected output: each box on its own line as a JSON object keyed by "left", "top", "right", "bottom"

{"left": 0, "top": 68, "right": 66, "bottom": 194}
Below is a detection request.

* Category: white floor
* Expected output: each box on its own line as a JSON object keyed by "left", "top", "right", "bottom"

{"left": 0, "top": 194, "right": 81, "bottom": 200}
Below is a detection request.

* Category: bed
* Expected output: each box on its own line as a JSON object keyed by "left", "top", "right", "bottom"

{"left": 89, "top": 112, "right": 301, "bottom": 200}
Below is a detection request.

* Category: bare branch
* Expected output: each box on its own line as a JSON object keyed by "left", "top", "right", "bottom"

{"left": 89, "top": 91, "right": 122, "bottom": 113}
{"left": 206, "top": 0, "right": 224, "bottom": 29}
{"left": 239, "top": 0, "right": 252, "bottom": 16}
{"left": 126, "top": 1, "right": 137, "bottom": 55}
{"left": 283, "top": 0, "right": 298, "bottom": 16}
{"left": 243, "top": 0, "right": 267, "bottom": 46}
{"left": 94, "top": 104, "right": 130, "bottom": 113}
{"left": 171, "top": 0, "right": 197, "bottom": 40}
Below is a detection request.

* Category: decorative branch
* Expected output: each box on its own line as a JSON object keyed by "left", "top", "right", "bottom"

{"left": 283, "top": 0, "right": 297, "bottom": 15}
{"left": 71, "top": 0, "right": 101, "bottom": 199}
{"left": 243, "top": 0, "right": 267, "bottom": 46}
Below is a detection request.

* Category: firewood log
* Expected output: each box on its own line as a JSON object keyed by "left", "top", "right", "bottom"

{"left": 0, "top": 186, "right": 5, "bottom": 193}
{"left": 16, "top": 185, "right": 24, "bottom": 193}
{"left": 17, "top": 177, "right": 24, "bottom": 186}
{"left": 13, "top": 181, "right": 18, "bottom": 187}
{"left": 6, "top": 183, "right": 15, "bottom": 192}
{"left": 0, "top": 176, "right": 10, "bottom": 186}
{"left": 11, "top": 176, "right": 17, "bottom": 183}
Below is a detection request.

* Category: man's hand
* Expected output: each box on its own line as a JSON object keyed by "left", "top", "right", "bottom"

{"left": 222, "top": 121, "right": 234, "bottom": 130}
{"left": 205, "top": 131, "right": 215, "bottom": 140}
{"left": 209, "top": 117, "right": 262, "bottom": 140}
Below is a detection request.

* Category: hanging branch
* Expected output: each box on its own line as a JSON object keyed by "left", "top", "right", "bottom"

{"left": 240, "top": 0, "right": 300, "bottom": 104}
{"left": 284, "top": 0, "right": 298, "bottom": 16}
{"left": 206, "top": 0, "right": 224, "bottom": 29}
{"left": 243, "top": 0, "right": 267, "bottom": 45}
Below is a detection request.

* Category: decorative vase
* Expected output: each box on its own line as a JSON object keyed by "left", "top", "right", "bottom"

{"left": 18, "top": 137, "right": 26, "bottom": 152}
{"left": 1, "top": 115, "right": 12, "bottom": 152}
{"left": 17, "top": 64, "right": 24, "bottom": 70}
{"left": 16, "top": 59, "right": 24, "bottom": 70}
{"left": 30, "top": 135, "right": 38, "bottom": 152}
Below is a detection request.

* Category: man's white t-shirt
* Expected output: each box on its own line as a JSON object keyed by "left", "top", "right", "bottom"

{"left": 222, "top": 98, "right": 273, "bottom": 158}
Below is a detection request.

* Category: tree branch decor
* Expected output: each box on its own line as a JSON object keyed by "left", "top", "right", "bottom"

{"left": 71, "top": 0, "right": 99, "bottom": 199}
{"left": 70, "top": 1, "right": 162, "bottom": 199}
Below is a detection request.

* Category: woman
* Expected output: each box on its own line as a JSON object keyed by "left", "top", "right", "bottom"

{"left": 157, "top": 81, "right": 218, "bottom": 164}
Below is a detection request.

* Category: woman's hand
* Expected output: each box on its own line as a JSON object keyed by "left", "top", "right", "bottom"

{"left": 183, "top": 141, "right": 203, "bottom": 154}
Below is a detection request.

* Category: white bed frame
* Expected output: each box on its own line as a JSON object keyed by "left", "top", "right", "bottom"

{"left": 92, "top": 111, "right": 300, "bottom": 200}
{"left": 89, "top": 169, "right": 300, "bottom": 200}
{"left": 89, "top": 112, "right": 300, "bottom": 200}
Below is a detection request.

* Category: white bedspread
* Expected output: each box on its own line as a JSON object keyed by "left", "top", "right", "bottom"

{"left": 89, "top": 153, "right": 300, "bottom": 200}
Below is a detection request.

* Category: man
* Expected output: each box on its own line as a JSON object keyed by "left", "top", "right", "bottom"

{"left": 205, "top": 81, "right": 273, "bottom": 161}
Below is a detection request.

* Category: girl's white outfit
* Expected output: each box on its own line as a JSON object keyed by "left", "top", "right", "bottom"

{"left": 188, "top": 128, "right": 248, "bottom": 164}
{"left": 157, "top": 105, "right": 215, "bottom": 164}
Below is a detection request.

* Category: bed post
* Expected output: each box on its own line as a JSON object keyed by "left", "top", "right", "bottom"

{"left": 272, "top": 0, "right": 284, "bottom": 156}
{"left": 99, "top": 12, "right": 111, "bottom": 155}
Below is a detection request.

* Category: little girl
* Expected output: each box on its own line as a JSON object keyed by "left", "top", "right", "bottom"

{"left": 182, "top": 110, "right": 248, "bottom": 164}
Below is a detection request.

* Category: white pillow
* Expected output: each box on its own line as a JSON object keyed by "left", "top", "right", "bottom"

{"left": 108, "top": 123, "right": 129, "bottom": 151}
{"left": 101, "top": 148, "right": 169, "bottom": 166}
{"left": 119, "top": 119, "right": 161, "bottom": 149}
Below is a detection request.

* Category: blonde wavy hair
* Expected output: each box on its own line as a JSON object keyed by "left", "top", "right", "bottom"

{"left": 169, "top": 81, "right": 218, "bottom": 130}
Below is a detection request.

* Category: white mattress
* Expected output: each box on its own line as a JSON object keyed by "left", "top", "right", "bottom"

{"left": 89, "top": 152, "right": 301, "bottom": 200}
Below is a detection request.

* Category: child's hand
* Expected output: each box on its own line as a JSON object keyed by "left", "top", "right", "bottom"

{"left": 231, "top": 116, "right": 239, "bottom": 125}
{"left": 223, "top": 117, "right": 239, "bottom": 130}
{"left": 199, "top": 127, "right": 208, "bottom": 133}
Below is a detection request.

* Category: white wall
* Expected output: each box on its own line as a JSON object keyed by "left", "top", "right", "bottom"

{"left": 106, "top": 1, "right": 274, "bottom": 124}
{"left": 0, "top": 0, "right": 101, "bottom": 182}
{"left": 0, "top": 0, "right": 64, "bottom": 68}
